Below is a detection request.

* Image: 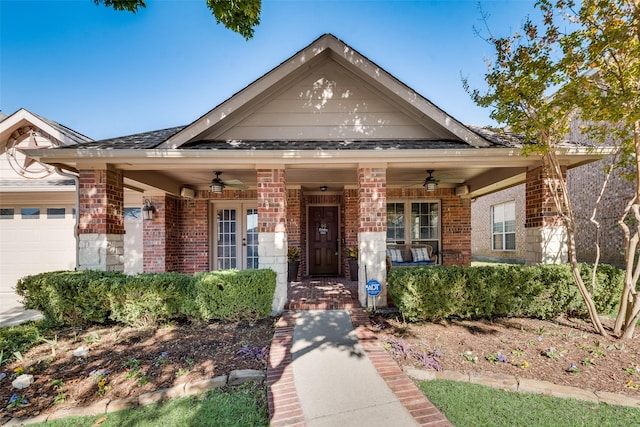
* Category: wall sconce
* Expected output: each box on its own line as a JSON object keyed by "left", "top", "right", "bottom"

{"left": 320, "top": 185, "right": 327, "bottom": 191}
{"left": 142, "top": 199, "right": 156, "bottom": 220}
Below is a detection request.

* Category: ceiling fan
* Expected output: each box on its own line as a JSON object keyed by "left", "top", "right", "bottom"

{"left": 210, "top": 171, "right": 248, "bottom": 193}
{"left": 422, "top": 169, "right": 466, "bottom": 191}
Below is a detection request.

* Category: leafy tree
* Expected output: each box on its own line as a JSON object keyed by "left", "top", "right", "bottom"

{"left": 554, "top": 0, "right": 640, "bottom": 339}
{"left": 93, "top": 0, "right": 261, "bottom": 39}
{"left": 467, "top": 0, "right": 640, "bottom": 338}
{"left": 464, "top": 4, "right": 607, "bottom": 335}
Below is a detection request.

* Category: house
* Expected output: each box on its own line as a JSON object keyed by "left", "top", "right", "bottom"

{"left": 21, "top": 34, "right": 612, "bottom": 312}
{"left": 0, "top": 109, "right": 144, "bottom": 306}
{"left": 471, "top": 141, "right": 630, "bottom": 268}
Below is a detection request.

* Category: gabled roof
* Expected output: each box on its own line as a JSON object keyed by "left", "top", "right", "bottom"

{"left": 0, "top": 108, "right": 93, "bottom": 149}
{"left": 156, "top": 33, "right": 493, "bottom": 149}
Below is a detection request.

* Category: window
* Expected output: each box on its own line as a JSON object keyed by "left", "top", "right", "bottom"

{"left": 124, "top": 208, "right": 141, "bottom": 219}
{"left": 387, "top": 200, "right": 440, "bottom": 253}
{"left": 0, "top": 208, "right": 14, "bottom": 219}
{"left": 492, "top": 202, "right": 516, "bottom": 251}
{"left": 21, "top": 208, "right": 40, "bottom": 219}
{"left": 47, "top": 208, "right": 66, "bottom": 219}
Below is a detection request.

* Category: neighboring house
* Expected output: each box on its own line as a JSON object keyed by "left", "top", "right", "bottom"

{"left": 22, "top": 34, "right": 612, "bottom": 312}
{"left": 0, "top": 109, "right": 144, "bottom": 303}
{"left": 471, "top": 144, "right": 631, "bottom": 268}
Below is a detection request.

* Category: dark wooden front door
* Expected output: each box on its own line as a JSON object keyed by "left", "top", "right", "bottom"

{"left": 308, "top": 206, "right": 339, "bottom": 276}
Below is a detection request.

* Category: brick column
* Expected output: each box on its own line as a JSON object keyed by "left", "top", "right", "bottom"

{"left": 257, "top": 169, "right": 288, "bottom": 314}
{"left": 143, "top": 194, "right": 179, "bottom": 272}
{"left": 525, "top": 165, "right": 568, "bottom": 264}
{"left": 78, "top": 166, "right": 125, "bottom": 272}
{"left": 344, "top": 187, "right": 359, "bottom": 279}
{"left": 286, "top": 188, "right": 302, "bottom": 280}
{"left": 441, "top": 193, "right": 471, "bottom": 265}
{"left": 358, "top": 166, "right": 387, "bottom": 307}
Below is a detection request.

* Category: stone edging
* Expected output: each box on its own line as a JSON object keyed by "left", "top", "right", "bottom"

{"left": 405, "top": 368, "right": 640, "bottom": 408}
{"left": 2, "top": 369, "right": 266, "bottom": 426}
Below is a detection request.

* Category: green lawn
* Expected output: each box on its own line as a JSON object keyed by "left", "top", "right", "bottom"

{"left": 420, "top": 379, "right": 640, "bottom": 427}
{"left": 32, "top": 383, "right": 269, "bottom": 427}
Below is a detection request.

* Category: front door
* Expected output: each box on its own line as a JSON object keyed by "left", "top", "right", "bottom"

{"left": 213, "top": 203, "right": 259, "bottom": 270}
{"left": 308, "top": 206, "right": 339, "bottom": 276}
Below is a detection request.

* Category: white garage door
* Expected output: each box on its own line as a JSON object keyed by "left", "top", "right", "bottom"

{"left": 0, "top": 205, "right": 144, "bottom": 299}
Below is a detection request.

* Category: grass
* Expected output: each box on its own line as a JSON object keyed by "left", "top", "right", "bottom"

{"left": 419, "top": 379, "right": 640, "bottom": 427}
{"left": 32, "top": 383, "right": 269, "bottom": 427}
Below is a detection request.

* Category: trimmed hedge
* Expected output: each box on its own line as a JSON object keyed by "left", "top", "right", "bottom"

{"left": 16, "top": 269, "right": 277, "bottom": 327}
{"left": 387, "top": 264, "right": 623, "bottom": 322}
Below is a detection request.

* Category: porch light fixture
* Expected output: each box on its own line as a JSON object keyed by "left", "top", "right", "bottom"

{"left": 320, "top": 185, "right": 327, "bottom": 191}
{"left": 142, "top": 199, "right": 156, "bottom": 220}
{"left": 423, "top": 169, "right": 438, "bottom": 192}
{"left": 210, "top": 182, "right": 224, "bottom": 194}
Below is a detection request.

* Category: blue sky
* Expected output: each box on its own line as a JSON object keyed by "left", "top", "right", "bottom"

{"left": 1, "top": 0, "right": 538, "bottom": 140}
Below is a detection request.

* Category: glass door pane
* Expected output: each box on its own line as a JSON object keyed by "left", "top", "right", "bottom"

{"left": 246, "top": 208, "right": 259, "bottom": 269}
{"left": 217, "top": 208, "right": 237, "bottom": 269}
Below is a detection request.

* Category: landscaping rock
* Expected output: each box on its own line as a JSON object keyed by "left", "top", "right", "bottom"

{"left": 184, "top": 375, "right": 228, "bottom": 395}
{"left": 595, "top": 390, "right": 640, "bottom": 408}
{"left": 48, "top": 399, "right": 109, "bottom": 420}
{"left": 11, "top": 374, "right": 34, "bottom": 389}
{"left": 434, "top": 370, "right": 469, "bottom": 382}
{"left": 228, "top": 369, "right": 265, "bottom": 386}
{"left": 404, "top": 367, "right": 437, "bottom": 381}
{"left": 518, "top": 378, "right": 599, "bottom": 403}
{"left": 469, "top": 372, "right": 518, "bottom": 392}
{"left": 72, "top": 346, "right": 89, "bottom": 358}
{"left": 106, "top": 396, "right": 139, "bottom": 413}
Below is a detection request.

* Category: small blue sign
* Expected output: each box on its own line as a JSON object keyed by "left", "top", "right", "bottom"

{"left": 366, "top": 279, "right": 382, "bottom": 297}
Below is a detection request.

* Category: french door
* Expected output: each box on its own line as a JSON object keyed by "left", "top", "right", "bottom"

{"left": 213, "top": 203, "right": 259, "bottom": 270}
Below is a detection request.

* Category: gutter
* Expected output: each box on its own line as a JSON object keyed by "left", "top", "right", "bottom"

{"left": 55, "top": 167, "right": 79, "bottom": 270}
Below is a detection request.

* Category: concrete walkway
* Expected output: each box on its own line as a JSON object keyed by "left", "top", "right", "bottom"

{"left": 0, "top": 295, "right": 42, "bottom": 327}
{"left": 267, "top": 308, "right": 451, "bottom": 427}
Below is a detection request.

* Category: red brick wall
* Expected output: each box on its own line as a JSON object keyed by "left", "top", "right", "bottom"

{"left": 287, "top": 189, "right": 302, "bottom": 280}
{"left": 343, "top": 188, "right": 359, "bottom": 277}
{"left": 175, "top": 198, "right": 209, "bottom": 274}
{"left": 257, "top": 170, "right": 286, "bottom": 233}
{"left": 358, "top": 168, "right": 386, "bottom": 232}
{"left": 526, "top": 165, "right": 565, "bottom": 228}
{"left": 78, "top": 167, "right": 124, "bottom": 235}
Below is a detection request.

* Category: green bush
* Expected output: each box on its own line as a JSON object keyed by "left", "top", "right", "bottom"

{"left": 388, "top": 264, "right": 623, "bottom": 322}
{"left": 188, "top": 270, "right": 277, "bottom": 321}
{"left": 16, "top": 269, "right": 277, "bottom": 327}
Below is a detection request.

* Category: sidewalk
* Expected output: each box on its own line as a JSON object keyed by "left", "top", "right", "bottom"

{"left": 268, "top": 309, "right": 451, "bottom": 427}
{"left": 0, "top": 294, "right": 42, "bottom": 327}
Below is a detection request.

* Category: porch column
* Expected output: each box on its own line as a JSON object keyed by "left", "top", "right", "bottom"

{"left": 525, "top": 165, "right": 568, "bottom": 265}
{"left": 257, "top": 169, "right": 288, "bottom": 314}
{"left": 77, "top": 166, "right": 125, "bottom": 272}
{"left": 143, "top": 194, "right": 178, "bottom": 273}
{"left": 358, "top": 165, "right": 387, "bottom": 307}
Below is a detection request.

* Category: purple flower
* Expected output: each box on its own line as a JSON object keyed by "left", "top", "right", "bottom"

{"left": 0, "top": 373, "right": 6, "bottom": 381}
{"left": 8, "top": 394, "right": 19, "bottom": 404}
{"left": 537, "top": 336, "right": 543, "bottom": 342}
{"left": 497, "top": 353, "right": 509, "bottom": 363}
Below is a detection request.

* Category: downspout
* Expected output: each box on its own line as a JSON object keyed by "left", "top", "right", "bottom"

{"left": 55, "top": 167, "right": 79, "bottom": 270}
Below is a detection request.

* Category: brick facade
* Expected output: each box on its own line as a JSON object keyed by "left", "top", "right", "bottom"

{"left": 78, "top": 167, "right": 124, "bottom": 235}
{"left": 343, "top": 188, "right": 359, "bottom": 278}
{"left": 358, "top": 168, "right": 386, "bottom": 232}
{"left": 525, "top": 165, "right": 566, "bottom": 229}
{"left": 257, "top": 170, "right": 287, "bottom": 233}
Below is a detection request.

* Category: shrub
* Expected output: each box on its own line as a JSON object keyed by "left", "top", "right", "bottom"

{"left": 16, "top": 269, "right": 277, "bottom": 327}
{"left": 188, "top": 270, "right": 276, "bottom": 321}
{"left": 388, "top": 264, "right": 623, "bottom": 322}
